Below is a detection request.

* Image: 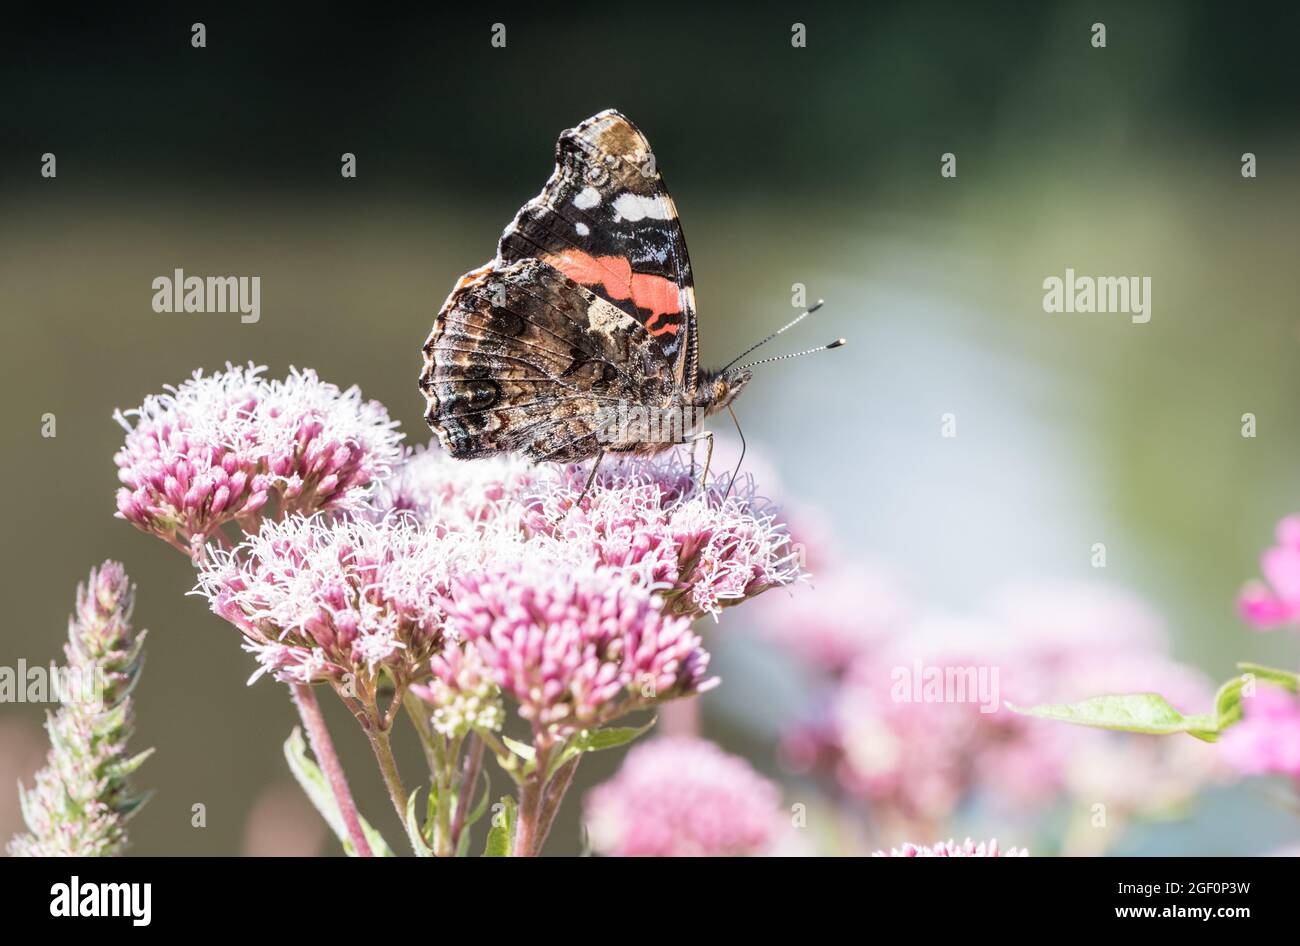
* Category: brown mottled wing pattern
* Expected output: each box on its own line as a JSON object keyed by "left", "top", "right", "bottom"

{"left": 496, "top": 109, "right": 700, "bottom": 392}
{"left": 419, "top": 257, "right": 674, "bottom": 463}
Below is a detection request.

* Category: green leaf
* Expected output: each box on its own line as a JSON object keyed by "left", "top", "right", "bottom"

{"left": 545, "top": 718, "right": 657, "bottom": 780}
{"left": 501, "top": 736, "right": 535, "bottom": 761}
{"left": 483, "top": 795, "right": 516, "bottom": 857}
{"left": 1006, "top": 694, "right": 1221, "bottom": 742}
{"left": 1011, "top": 665, "right": 1300, "bottom": 745}
{"left": 1237, "top": 662, "right": 1300, "bottom": 693}
{"left": 451, "top": 769, "right": 492, "bottom": 857}
{"left": 284, "top": 727, "right": 394, "bottom": 857}
{"left": 104, "top": 747, "right": 156, "bottom": 780}
{"left": 575, "top": 718, "right": 657, "bottom": 753}
{"left": 1212, "top": 676, "right": 1247, "bottom": 732}
{"left": 424, "top": 781, "right": 439, "bottom": 840}
{"left": 465, "top": 768, "right": 492, "bottom": 828}
{"left": 405, "top": 788, "right": 434, "bottom": 857}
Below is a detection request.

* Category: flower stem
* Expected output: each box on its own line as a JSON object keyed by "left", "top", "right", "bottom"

{"left": 512, "top": 745, "right": 552, "bottom": 857}
{"left": 291, "top": 684, "right": 372, "bottom": 857}
{"left": 366, "top": 723, "right": 409, "bottom": 828}
{"left": 450, "top": 734, "right": 485, "bottom": 853}
{"left": 514, "top": 778, "right": 543, "bottom": 857}
{"left": 535, "top": 753, "right": 581, "bottom": 853}
{"left": 401, "top": 689, "right": 438, "bottom": 775}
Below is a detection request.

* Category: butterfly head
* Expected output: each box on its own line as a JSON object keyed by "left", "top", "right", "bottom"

{"left": 695, "top": 368, "right": 752, "bottom": 416}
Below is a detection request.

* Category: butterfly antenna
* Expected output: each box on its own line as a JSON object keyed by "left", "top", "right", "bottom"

{"left": 732, "top": 338, "right": 846, "bottom": 374}
{"left": 721, "top": 300, "right": 825, "bottom": 373}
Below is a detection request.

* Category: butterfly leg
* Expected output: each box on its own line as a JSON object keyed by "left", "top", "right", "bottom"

{"left": 685, "top": 430, "right": 714, "bottom": 494}
{"left": 561, "top": 448, "right": 605, "bottom": 522}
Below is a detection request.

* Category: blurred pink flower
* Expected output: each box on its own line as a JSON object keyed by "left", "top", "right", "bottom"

{"left": 986, "top": 580, "right": 1168, "bottom": 675}
{"left": 447, "top": 548, "right": 714, "bottom": 742}
{"left": 193, "top": 513, "right": 455, "bottom": 686}
{"left": 757, "top": 562, "right": 910, "bottom": 673}
{"left": 241, "top": 781, "right": 327, "bottom": 857}
{"left": 1238, "top": 515, "right": 1300, "bottom": 630}
{"left": 114, "top": 363, "right": 402, "bottom": 556}
{"left": 584, "top": 737, "right": 783, "bottom": 857}
{"left": 1218, "top": 685, "right": 1300, "bottom": 780}
{"left": 873, "top": 838, "right": 1027, "bottom": 857}
{"left": 780, "top": 586, "right": 1222, "bottom": 838}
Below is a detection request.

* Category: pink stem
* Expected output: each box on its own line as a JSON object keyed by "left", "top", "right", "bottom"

{"left": 450, "top": 735, "right": 485, "bottom": 852}
{"left": 292, "top": 684, "right": 373, "bottom": 857}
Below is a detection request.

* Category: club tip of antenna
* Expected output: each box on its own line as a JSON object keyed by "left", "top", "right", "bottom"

{"left": 809, "top": 300, "right": 825, "bottom": 313}
{"left": 828, "top": 337, "right": 846, "bottom": 349}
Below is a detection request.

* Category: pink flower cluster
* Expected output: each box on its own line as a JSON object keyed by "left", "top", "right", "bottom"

{"left": 758, "top": 563, "right": 910, "bottom": 674}
{"left": 114, "top": 364, "right": 402, "bottom": 555}
{"left": 1218, "top": 686, "right": 1300, "bottom": 780}
{"left": 409, "top": 643, "right": 505, "bottom": 738}
{"left": 531, "top": 458, "right": 803, "bottom": 619}
{"left": 373, "top": 443, "right": 537, "bottom": 536}
{"left": 446, "top": 548, "right": 715, "bottom": 741}
{"left": 194, "top": 514, "right": 455, "bottom": 686}
{"left": 584, "top": 737, "right": 784, "bottom": 857}
{"left": 873, "top": 838, "right": 1027, "bottom": 857}
{"left": 373, "top": 446, "right": 805, "bottom": 620}
{"left": 767, "top": 576, "right": 1223, "bottom": 838}
{"left": 1238, "top": 515, "right": 1300, "bottom": 630}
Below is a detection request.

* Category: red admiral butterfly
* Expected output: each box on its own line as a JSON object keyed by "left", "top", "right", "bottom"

{"left": 419, "top": 109, "right": 842, "bottom": 486}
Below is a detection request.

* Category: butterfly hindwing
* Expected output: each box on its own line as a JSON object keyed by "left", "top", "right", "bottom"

{"left": 496, "top": 109, "right": 700, "bottom": 391}
{"left": 420, "top": 258, "right": 675, "bottom": 462}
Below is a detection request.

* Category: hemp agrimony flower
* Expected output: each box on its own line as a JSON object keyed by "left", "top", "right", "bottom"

{"left": 194, "top": 513, "right": 456, "bottom": 687}
{"left": 584, "top": 737, "right": 784, "bottom": 857}
{"left": 8, "top": 562, "right": 152, "bottom": 857}
{"left": 114, "top": 363, "right": 402, "bottom": 556}
{"left": 448, "top": 548, "right": 715, "bottom": 742}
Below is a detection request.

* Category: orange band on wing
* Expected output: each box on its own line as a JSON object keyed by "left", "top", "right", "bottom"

{"left": 544, "top": 250, "right": 683, "bottom": 322}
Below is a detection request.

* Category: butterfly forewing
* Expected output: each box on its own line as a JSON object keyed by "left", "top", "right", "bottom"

{"left": 496, "top": 109, "right": 700, "bottom": 391}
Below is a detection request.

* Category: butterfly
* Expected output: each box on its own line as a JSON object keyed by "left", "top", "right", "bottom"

{"left": 419, "top": 109, "right": 841, "bottom": 490}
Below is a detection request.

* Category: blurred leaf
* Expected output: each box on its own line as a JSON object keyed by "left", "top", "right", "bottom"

{"left": 1237, "top": 662, "right": 1300, "bottom": 693}
{"left": 483, "top": 795, "right": 516, "bottom": 857}
{"left": 283, "top": 727, "right": 394, "bottom": 857}
{"left": 1007, "top": 694, "right": 1220, "bottom": 741}
{"left": 546, "top": 718, "right": 656, "bottom": 780}
{"left": 465, "top": 768, "right": 491, "bottom": 828}
{"left": 453, "top": 768, "right": 492, "bottom": 857}
{"left": 405, "top": 787, "right": 434, "bottom": 857}
{"left": 1008, "top": 662, "right": 1300, "bottom": 743}
{"left": 502, "top": 736, "right": 534, "bottom": 761}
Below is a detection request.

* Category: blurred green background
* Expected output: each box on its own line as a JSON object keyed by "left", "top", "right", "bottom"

{"left": 2, "top": 2, "right": 1298, "bottom": 855}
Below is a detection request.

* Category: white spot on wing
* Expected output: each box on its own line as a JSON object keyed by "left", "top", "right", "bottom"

{"left": 574, "top": 187, "right": 601, "bottom": 209}
{"left": 612, "top": 193, "right": 671, "bottom": 222}
{"left": 575, "top": 222, "right": 590, "bottom": 236}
